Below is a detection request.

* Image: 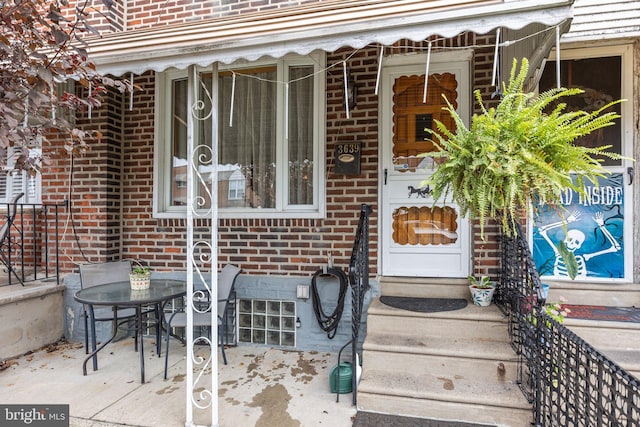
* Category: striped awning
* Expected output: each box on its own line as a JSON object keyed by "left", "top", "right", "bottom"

{"left": 88, "top": 0, "right": 575, "bottom": 76}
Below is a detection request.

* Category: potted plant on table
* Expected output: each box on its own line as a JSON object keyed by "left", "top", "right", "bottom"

{"left": 468, "top": 275, "right": 496, "bottom": 307}
{"left": 129, "top": 264, "right": 151, "bottom": 290}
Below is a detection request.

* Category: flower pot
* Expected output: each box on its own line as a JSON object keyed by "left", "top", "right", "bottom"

{"left": 130, "top": 273, "right": 151, "bottom": 290}
{"left": 469, "top": 285, "right": 496, "bottom": 307}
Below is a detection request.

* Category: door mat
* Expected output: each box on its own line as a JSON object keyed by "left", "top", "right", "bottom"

{"left": 354, "top": 410, "right": 486, "bottom": 427}
{"left": 563, "top": 305, "right": 640, "bottom": 323}
{"left": 380, "top": 296, "right": 468, "bottom": 313}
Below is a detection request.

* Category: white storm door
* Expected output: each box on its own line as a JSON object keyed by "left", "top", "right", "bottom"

{"left": 380, "top": 54, "right": 471, "bottom": 278}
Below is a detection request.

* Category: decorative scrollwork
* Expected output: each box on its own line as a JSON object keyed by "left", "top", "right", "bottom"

{"left": 191, "top": 77, "right": 214, "bottom": 122}
{"left": 190, "top": 337, "right": 214, "bottom": 409}
{"left": 189, "top": 144, "right": 214, "bottom": 217}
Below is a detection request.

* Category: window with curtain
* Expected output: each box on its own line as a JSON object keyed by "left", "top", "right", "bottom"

{"left": 156, "top": 55, "right": 324, "bottom": 218}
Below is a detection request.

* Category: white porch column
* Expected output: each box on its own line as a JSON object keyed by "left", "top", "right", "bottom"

{"left": 185, "top": 63, "right": 220, "bottom": 427}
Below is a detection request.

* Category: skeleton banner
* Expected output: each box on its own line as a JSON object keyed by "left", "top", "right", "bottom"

{"left": 532, "top": 173, "right": 625, "bottom": 280}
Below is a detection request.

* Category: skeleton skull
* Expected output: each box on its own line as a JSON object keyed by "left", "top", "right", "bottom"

{"left": 564, "top": 229, "right": 585, "bottom": 251}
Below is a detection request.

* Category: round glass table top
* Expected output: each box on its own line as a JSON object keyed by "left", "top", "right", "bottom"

{"left": 74, "top": 279, "right": 186, "bottom": 306}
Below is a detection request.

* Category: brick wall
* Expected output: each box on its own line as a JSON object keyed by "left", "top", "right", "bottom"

{"left": 42, "top": 84, "right": 126, "bottom": 272}
{"left": 61, "top": 0, "right": 326, "bottom": 32}
{"left": 115, "top": 65, "right": 379, "bottom": 277}
{"left": 125, "top": 0, "right": 323, "bottom": 29}
{"left": 63, "top": 0, "right": 125, "bottom": 33}
{"left": 46, "top": 2, "right": 504, "bottom": 280}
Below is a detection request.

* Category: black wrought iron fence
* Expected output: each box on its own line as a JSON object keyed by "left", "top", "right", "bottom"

{"left": 496, "top": 220, "right": 640, "bottom": 426}
{"left": 535, "top": 314, "right": 640, "bottom": 426}
{"left": 0, "top": 199, "right": 64, "bottom": 286}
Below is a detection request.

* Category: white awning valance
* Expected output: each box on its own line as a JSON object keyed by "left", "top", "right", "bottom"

{"left": 88, "top": 0, "right": 574, "bottom": 76}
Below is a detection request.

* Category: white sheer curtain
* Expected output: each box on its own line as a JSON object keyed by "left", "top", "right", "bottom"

{"left": 170, "top": 78, "right": 189, "bottom": 206}
{"left": 288, "top": 66, "right": 314, "bottom": 206}
{"left": 219, "top": 69, "right": 276, "bottom": 208}
{"left": 170, "top": 65, "right": 316, "bottom": 210}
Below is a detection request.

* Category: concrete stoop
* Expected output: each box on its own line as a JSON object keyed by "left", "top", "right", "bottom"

{"left": 0, "top": 280, "right": 65, "bottom": 359}
{"left": 361, "top": 277, "right": 640, "bottom": 426}
{"left": 564, "top": 317, "right": 640, "bottom": 379}
{"left": 543, "top": 280, "right": 640, "bottom": 307}
{"left": 544, "top": 279, "right": 640, "bottom": 379}
{"left": 358, "top": 298, "right": 532, "bottom": 427}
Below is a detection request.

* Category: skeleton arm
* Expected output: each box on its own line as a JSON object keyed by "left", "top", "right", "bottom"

{"left": 584, "top": 212, "right": 621, "bottom": 261}
{"left": 538, "top": 211, "right": 581, "bottom": 255}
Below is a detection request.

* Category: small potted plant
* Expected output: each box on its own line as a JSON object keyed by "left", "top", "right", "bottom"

{"left": 468, "top": 275, "right": 496, "bottom": 307}
{"left": 129, "top": 264, "right": 151, "bottom": 290}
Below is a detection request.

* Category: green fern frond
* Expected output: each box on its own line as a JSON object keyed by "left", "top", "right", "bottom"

{"left": 421, "top": 57, "right": 630, "bottom": 237}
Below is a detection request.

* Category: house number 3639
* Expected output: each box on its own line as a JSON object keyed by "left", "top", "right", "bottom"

{"left": 337, "top": 143, "right": 359, "bottom": 155}
{"left": 335, "top": 142, "right": 361, "bottom": 175}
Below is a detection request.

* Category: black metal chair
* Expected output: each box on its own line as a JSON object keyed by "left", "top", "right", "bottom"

{"left": 79, "top": 261, "right": 161, "bottom": 371}
{"left": 163, "top": 264, "right": 241, "bottom": 379}
{"left": 0, "top": 192, "right": 24, "bottom": 286}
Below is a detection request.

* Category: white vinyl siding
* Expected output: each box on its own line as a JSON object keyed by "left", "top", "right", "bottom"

{"left": 563, "top": 0, "right": 640, "bottom": 42}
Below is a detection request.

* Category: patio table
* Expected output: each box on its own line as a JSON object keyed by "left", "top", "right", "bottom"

{"left": 74, "top": 279, "right": 186, "bottom": 383}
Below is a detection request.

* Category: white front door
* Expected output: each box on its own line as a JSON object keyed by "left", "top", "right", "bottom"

{"left": 380, "top": 54, "right": 471, "bottom": 278}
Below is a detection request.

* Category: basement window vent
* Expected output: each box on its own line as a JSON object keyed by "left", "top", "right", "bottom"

{"left": 238, "top": 299, "right": 296, "bottom": 347}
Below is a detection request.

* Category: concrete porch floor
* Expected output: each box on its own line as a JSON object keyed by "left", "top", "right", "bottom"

{"left": 0, "top": 338, "right": 357, "bottom": 426}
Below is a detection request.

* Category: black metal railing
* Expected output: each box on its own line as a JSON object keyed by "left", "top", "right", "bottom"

{"left": 0, "top": 200, "right": 64, "bottom": 286}
{"left": 535, "top": 313, "right": 640, "bottom": 426}
{"left": 495, "top": 220, "right": 546, "bottom": 402}
{"left": 336, "top": 203, "right": 372, "bottom": 405}
{"left": 496, "top": 220, "right": 640, "bottom": 426}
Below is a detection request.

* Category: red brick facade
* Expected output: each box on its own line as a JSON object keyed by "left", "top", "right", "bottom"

{"left": 51, "top": 1, "right": 502, "bottom": 279}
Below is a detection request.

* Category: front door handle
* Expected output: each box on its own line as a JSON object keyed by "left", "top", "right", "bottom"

{"left": 628, "top": 166, "right": 634, "bottom": 185}
{"left": 384, "top": 168, "right": 388, "bottom": 185}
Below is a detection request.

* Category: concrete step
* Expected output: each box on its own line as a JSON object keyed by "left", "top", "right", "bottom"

{"left": 367, "top": 298, "right": 511, "bottom": 343}
{"left": 563, "top": 317, "right": 640, "bottom": 378}
{"left": 363, "top": 342, "right": 519, "bottom": 384}
{"left": 565, "top": 317, "right": 640, "bottom": 349}
{"left": 364, "top": 331, "right": 516, "bottom": 361}
{"left": 597, "top": 348, "right": 640, "bottom": 379}
{"left": 359, "top": 297, "right": 530, "bottom": 426}
{"left": 357, "top": 367, "right": 532, "bottom": 426}
{"left": 380, "top": 276, "right": 470, "bottom": 299}
{"left": 0, "top": 281, "right": 64, "bottom": 359}
{"left": 380, "top": 276, "right": 640, "bottom": 308}
{"left": 543, "top": 280, "right": 640, "bottom": 307}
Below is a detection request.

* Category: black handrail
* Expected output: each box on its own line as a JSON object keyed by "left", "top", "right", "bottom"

{"left": 349, "top": 204, "right": 372, "bottom": 404}
{"left": 0, "top": 200, "right": 64, "bottom": 286}
{"left": 496, "top": 219, "right": 640, "bottom": 425}
{"left": 335, "top": 203, "right": 372, "bottom": 405}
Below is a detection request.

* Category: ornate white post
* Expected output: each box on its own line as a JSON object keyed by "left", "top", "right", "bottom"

{"left": 185, "top": 63, "right": 219, "bottom": 427}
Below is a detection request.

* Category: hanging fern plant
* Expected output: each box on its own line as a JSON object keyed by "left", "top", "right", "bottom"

{"left": 422, "top": 58, "right": 625, "bottom": 238}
